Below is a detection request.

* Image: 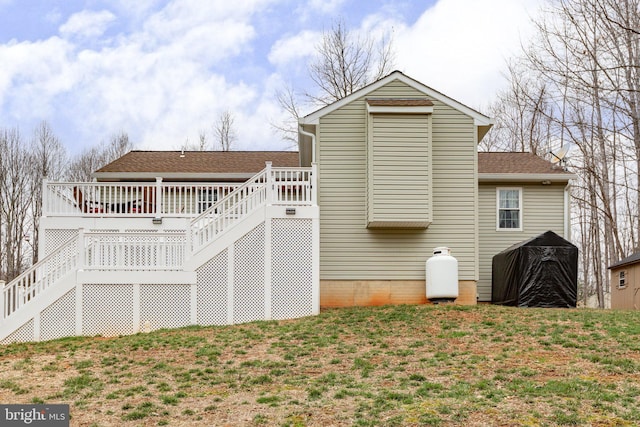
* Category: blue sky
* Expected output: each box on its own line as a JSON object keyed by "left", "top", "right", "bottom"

{"left": 0, "top": 0, "right": 542, "bottom": 154}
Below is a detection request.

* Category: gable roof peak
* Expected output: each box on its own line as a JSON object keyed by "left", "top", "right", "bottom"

{"left": 299, "top": 70, "right": 493, "bottom": 128}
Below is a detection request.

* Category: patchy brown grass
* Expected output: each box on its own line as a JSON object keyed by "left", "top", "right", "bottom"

{"left": 1, "top": 304, "right": 640, "bottom": 426}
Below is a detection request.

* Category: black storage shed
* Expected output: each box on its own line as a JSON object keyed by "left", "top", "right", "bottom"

{"left": 492, "top": 231, "right": 578, "bottom": 307}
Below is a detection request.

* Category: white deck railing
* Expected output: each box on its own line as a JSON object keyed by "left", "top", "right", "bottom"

{"left": 43, "top": 181, "right": 241, "bottom": 217}
{"left": 3, "top": 163, "right": 316, "bottom": 323}
{"left": 83, "top": 231, "right": 187, "bottom": 271}
{"left": 43, "top": 164, "right": 315, "bottom": 218}
{"left": 2, "top": 235, "right": 79, "bottom": 319}
{"left": 190, "top": 163, "right": 316, "bottom": 253}
{"left": 191, "top": 169, "right": 268, "bottom": 253}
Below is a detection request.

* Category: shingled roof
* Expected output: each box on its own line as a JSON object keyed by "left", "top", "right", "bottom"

{"left": 94, "top": 151, "right": 300, "bottom": 178}
{"left": 609, "top": 252, "right": 640, "bottom": 270}
{"left": 95, "top": 150, "right": 573, "bottom": 182}
{"left": 479, "top": 152, "right": 571, "bottom": 176}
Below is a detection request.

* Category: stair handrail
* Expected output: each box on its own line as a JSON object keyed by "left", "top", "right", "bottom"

{"left": 190, "top": 164, "right": 271, "bottom": 253}
{"left": 2, "top": 234, "right": 79, "bottom": 320}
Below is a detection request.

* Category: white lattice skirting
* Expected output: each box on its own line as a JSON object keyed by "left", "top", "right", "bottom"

{"left": 2, "top": 217, "right": 319, "bottom": 344}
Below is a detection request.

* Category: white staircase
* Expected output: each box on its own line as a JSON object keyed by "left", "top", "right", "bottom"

{"left": 1, "top": 164, "right": 319, "bottom": 343}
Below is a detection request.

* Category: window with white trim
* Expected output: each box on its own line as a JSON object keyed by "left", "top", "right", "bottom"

{"left": 618, "top": 270, "right": 627, "bottom": 289}
{"left": 497, "top": 188, "right": 522, "bottom": 231}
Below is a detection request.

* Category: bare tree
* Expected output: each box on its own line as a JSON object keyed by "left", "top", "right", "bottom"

{"left": 308, "top": 20, "right": 395, "bottom": 105}
{"left": 480, "top": 60, "right": 555, "bottom": 154}
{"left": 491, "top": 0, "right": 640, "bottom": 307}
{"left": 198, "top": 130, "right": 208, "bottom": 151}
{"left": 67, "top": 131, "right": 134, "bottom": 181}
{"left": 0, "top": 128, "right": 32, "bottom": 281}
{"left": 274, "top": 19, "right": 395, "bottom": 144}
{"left": 214, "top": 110, "right": 236, "bottom": 151}
{"left": 28, "top": 121, "right": 67, "bottom": 263}
{"left": 272, "top": 83, "right": 304, "bottom": 146}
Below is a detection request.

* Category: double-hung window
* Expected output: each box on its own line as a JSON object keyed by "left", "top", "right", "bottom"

{"left": 497, "top": 188, "right": 522, "bottom": 231}
{"left": 619, "top": 270, "right": 627, "bottom": 289}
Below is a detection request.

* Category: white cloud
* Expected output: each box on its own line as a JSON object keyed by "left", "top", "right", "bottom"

{"left": 0, "top": 0, "right": 283, "bottom": 152}
{"left": 0, "top": 0, "right": 546, "bottom": 154}
{"left": 395, "top": 0, "right": 543, "bottom": 110}
{"left": 143, "top": 0, "right": 274, "bottom": 39}
{"left": 59, "top": 10, "right": 117, "bottom": 39}
{"left": 0, "top": 37, "right": 76, "bottom": 118}
{"left": 268, "top": 30, "right": 319, "bottom": 66}
{"left": 307, "top": 0, "right": 345, "bottom": 15}
{"left": 112, "top": 0, "right": 162, "bottom": 19}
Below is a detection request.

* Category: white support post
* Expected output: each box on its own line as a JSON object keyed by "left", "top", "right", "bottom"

{"left": 42, "top": 179, "right": 49, "bottom": 217}
{"left": 132, "top": 284, "right": 140, "bottom": 333}
{"left": 190, "top": 283, "right": 198, "bottom": 325}
{"left": 227, "top": 245, "right": 235, "bottom": 324}
{"left": 77, "top": 228, "right": 85, "bottom": 271}
{"left": 0, "top": 280, "right": 5, "bottom": 320}
{"left": 185, "top": 218, "right": 193, "bottom": 257}
{"left": 33, "top": 313, "right": 41, "bottom": 342}
{"left": 75, "top": 283, "right": 83, "bottom": 336}
{"left": 155, "top": 177, "right": 163, "bottom": 216}
{"left": 265, "top": 161, "right": 273, "bottom": 206}
{"left": 264, "top": 217, "right": 272, "bottom": 320}
{"left": 312, "top": 214, "right": 320, "bottom": 315}
{"left": 311, "top": 162, "right": 318, "bottom": 205}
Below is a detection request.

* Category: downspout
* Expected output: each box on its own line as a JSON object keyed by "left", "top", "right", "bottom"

{"left": 298, "top": 125, "right": 316, "bottom": 164}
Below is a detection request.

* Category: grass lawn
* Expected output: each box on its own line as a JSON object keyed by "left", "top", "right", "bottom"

{"left": 1, "top": 304, "right": 640, "bottom": 426}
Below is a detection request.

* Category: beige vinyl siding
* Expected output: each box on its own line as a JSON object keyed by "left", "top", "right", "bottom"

{"left": 477, "top": 183, "right": 567, "bottom": 301}
{"left": 318, "top": 79, "right": 478, "bottom": 281}
{"left": 368, "top": 113, "right": 431, "bottom": 227}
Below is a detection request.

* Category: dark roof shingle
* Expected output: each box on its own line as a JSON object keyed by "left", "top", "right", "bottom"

{"left": 609, "top": 252, "right": 640, "bottom": 269}
{"left": 96, "top": 151, "right": 300, "bottom": 174}
{"left": 479, "top": 152, "right": 569, "bottom": 175}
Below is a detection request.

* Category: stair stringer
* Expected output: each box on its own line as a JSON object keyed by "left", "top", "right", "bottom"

{"left": 185, "top": 204, "right": 267, "bottom": 272}
{"left": 0, "top": 270, "right": 77, "bottom": 343}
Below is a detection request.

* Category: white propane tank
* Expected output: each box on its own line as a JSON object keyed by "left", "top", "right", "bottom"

{"left": 426, "top": 247, "right": 459, "bottom": 303}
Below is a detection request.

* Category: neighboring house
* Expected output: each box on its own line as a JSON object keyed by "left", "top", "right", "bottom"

{"left": 608, "top": 253, "right": 640, "bottom": 310}
{"left": 1, "top": 71, "right": 575, "bottom": 343}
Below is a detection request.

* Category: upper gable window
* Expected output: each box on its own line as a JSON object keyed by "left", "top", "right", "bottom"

{"left": 497, "top": 188, "right": 522, "bottom": 231}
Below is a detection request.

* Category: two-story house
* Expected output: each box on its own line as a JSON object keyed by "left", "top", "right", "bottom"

{"left": 1, "top": 71, "right": 574, "bottom": 343}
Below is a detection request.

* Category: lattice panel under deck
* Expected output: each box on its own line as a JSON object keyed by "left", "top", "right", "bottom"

{"left": 1, "top": 319, "right": 34, "bottom": 344}
{"left": 197, "top": 250, "right": 229, "bottom": 326}
{"left": 271, "top": 219, "right": 314, "bottom": 319}
{"left": 44, "top": 229, "right": 78, "bottom": 266}
{"left": 233, "top": 223, "right": 265, "bottom": 323}
{"left": 82, "top": 284, "right": 134, "bottom": 337}
{"left": 40, "top": 289, "right": 76, "bottom": 341}
{"left": 140, "top": 285, "right": 191, "bottom": 331}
